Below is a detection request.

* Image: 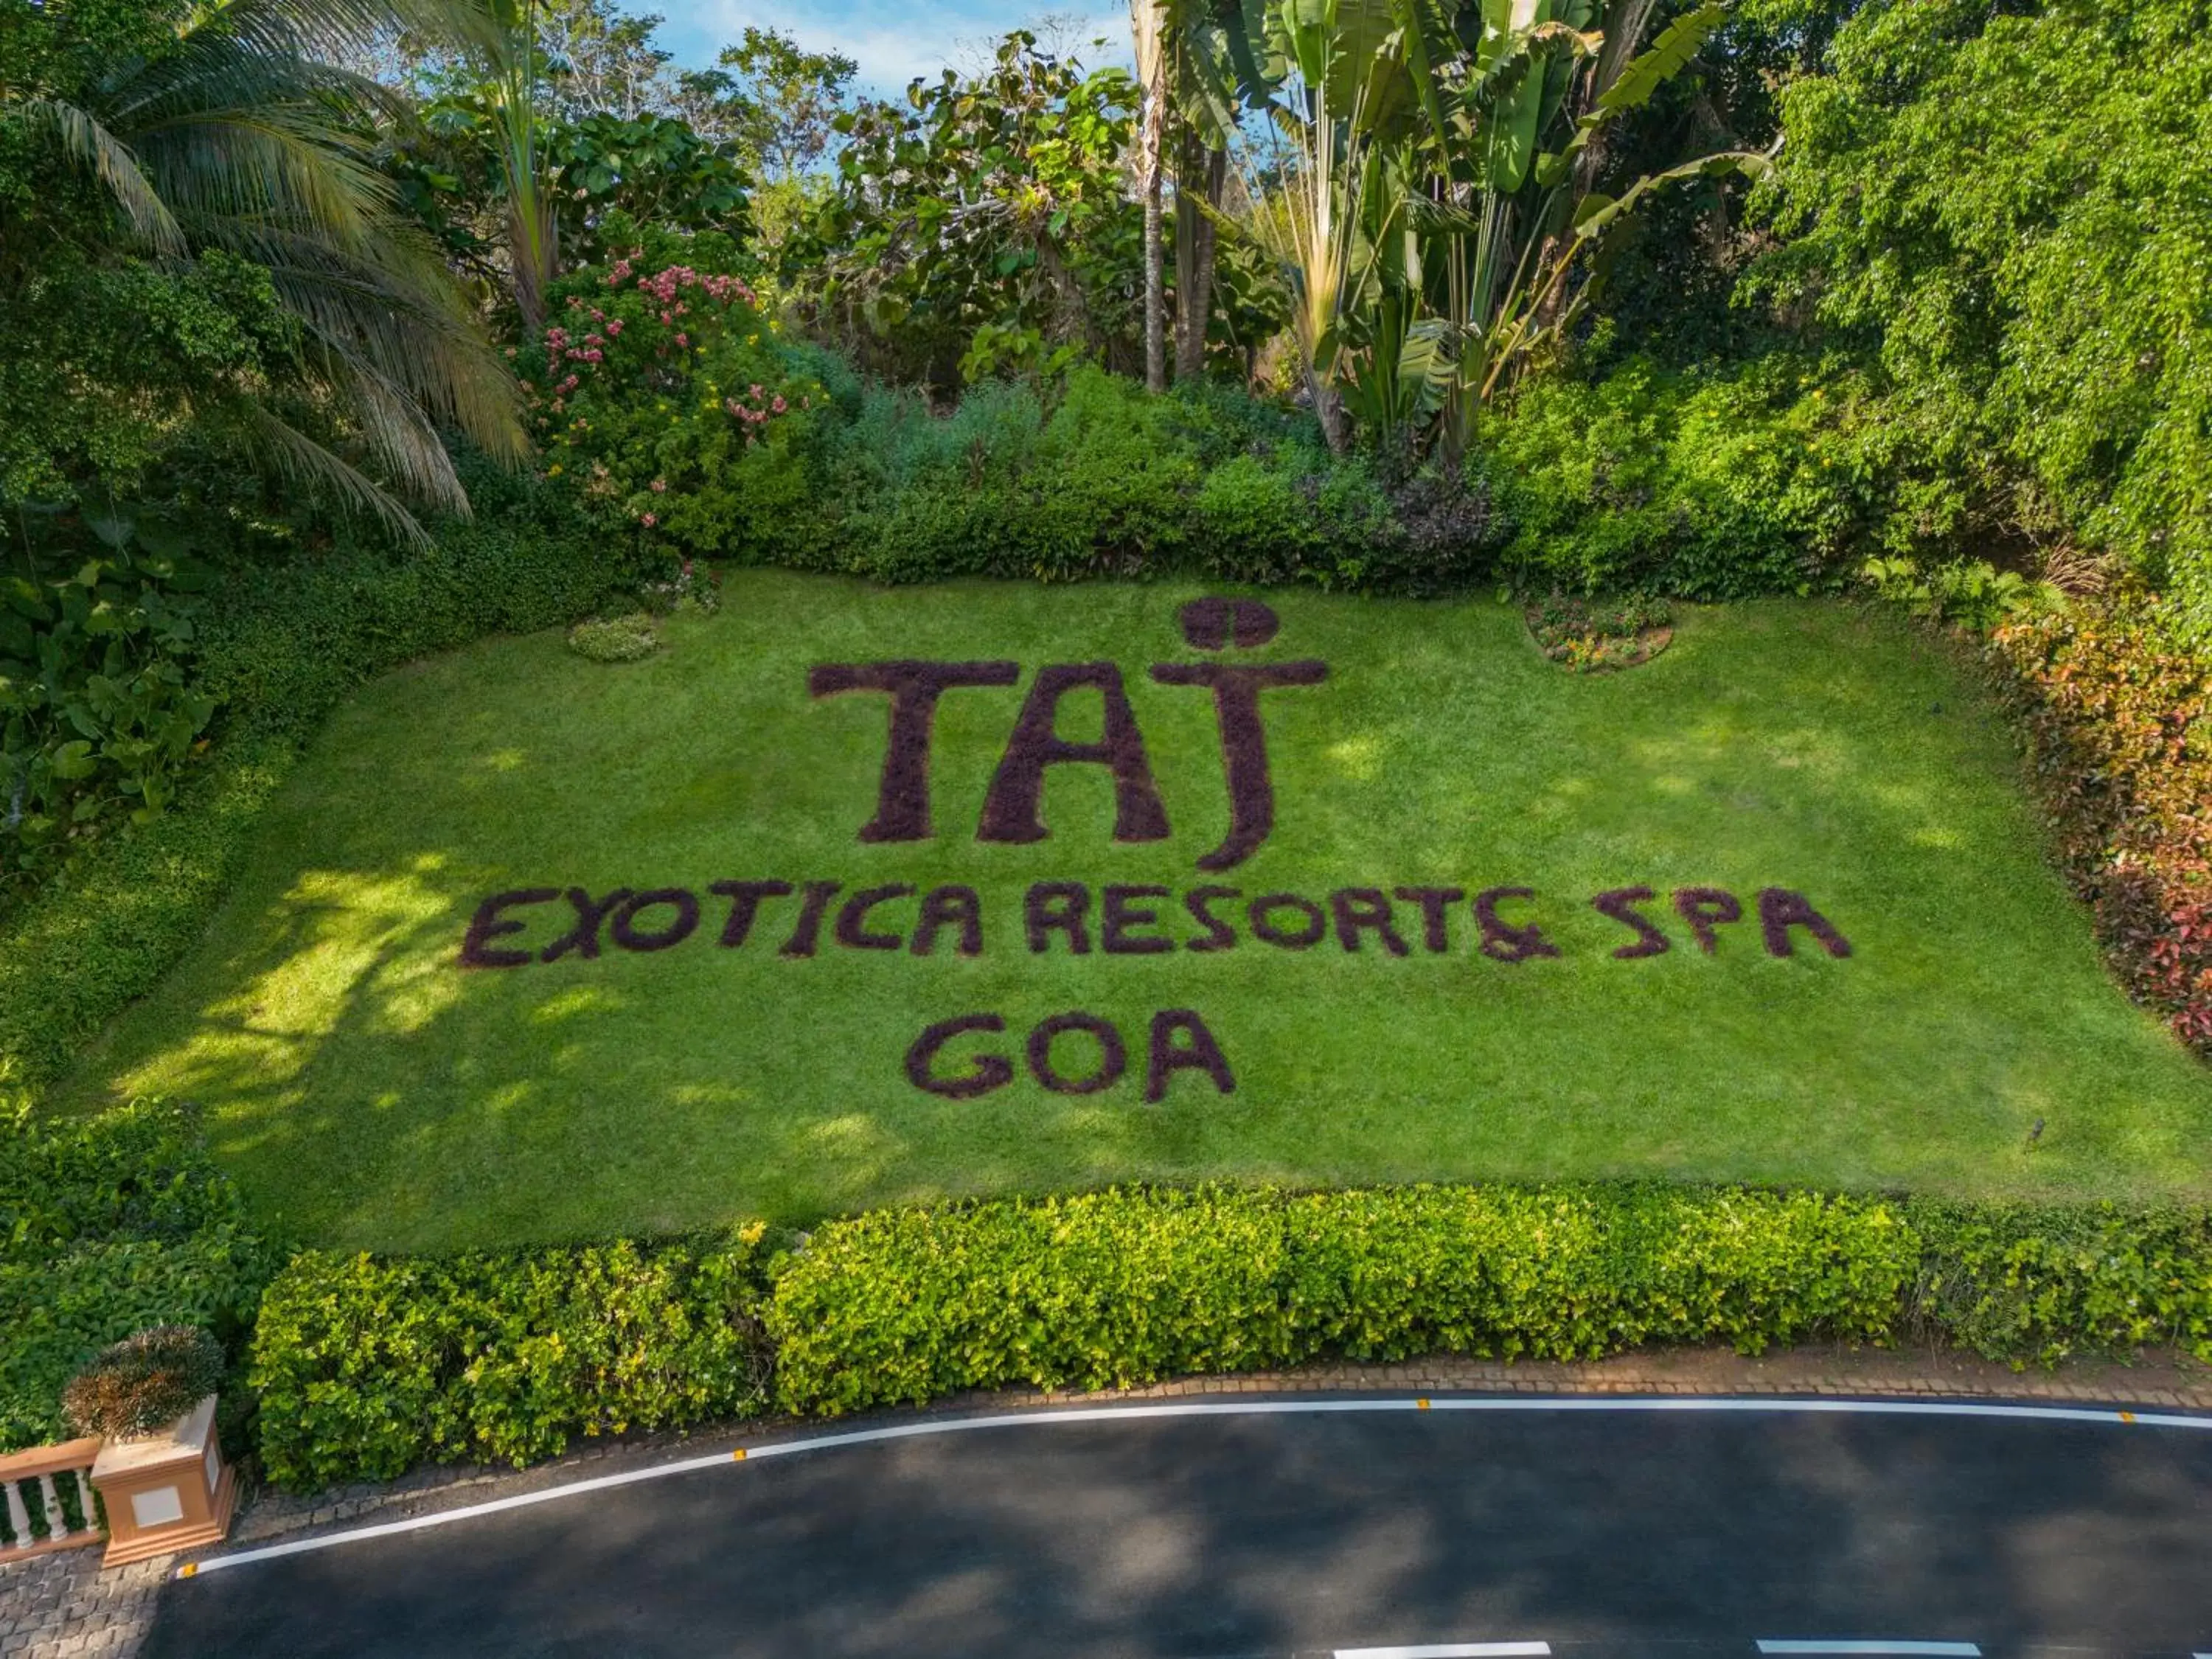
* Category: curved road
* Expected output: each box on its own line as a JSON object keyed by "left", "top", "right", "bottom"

{"left": 146, "top": 1397, "right": 2212, "bottom": 1658}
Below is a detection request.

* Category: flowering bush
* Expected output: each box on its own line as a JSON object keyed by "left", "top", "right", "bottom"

{"left": 516, "top": 247, "right": 842, "bottom": 561}
{"left": 1992, "top": 596, "right": 2212, "bottom": 1053}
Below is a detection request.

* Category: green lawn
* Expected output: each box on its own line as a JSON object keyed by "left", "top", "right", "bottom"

{"left": 58, "top": 571, "right": 2212, "bottom": 1251}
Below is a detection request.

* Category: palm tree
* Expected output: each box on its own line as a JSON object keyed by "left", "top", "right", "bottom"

{"left": 8, "top": 0, "right": 526, "bottom": 540}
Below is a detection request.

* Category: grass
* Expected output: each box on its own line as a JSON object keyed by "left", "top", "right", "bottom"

{"left": 55, "top": 570, "right": 2212, "bottom": 1252}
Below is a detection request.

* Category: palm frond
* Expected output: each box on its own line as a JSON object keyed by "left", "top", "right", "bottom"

{"left": 236, "top": 402, "right": 434, "bottom": 548}
{"left": 16, "top": 98, "right": 187, "bottom": 257}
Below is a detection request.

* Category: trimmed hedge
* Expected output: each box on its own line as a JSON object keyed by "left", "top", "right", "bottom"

{"left": 240, "top": 1181, "right": 2212, "bottom": 1490}
{"left": 250, "top": 1228, "right": 776, "bottom": 1489}
{"left": 765, "top": 1184, "right": 1918, "bottom": 1416}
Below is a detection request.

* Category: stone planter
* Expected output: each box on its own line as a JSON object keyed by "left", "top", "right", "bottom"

{"left": 88, "top": 1395, "right": 236, "bottom": 1567}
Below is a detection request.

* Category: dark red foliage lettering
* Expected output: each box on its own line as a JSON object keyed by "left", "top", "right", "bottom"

{"left": 1102, "top": 885, "right": 1174, "bottom": 954}
{"left": 1145, "top": 1009, "right": 1236, "bottom": 1103}
{"left": 1673, "top": 887, "right": 1743, "bottom": 954}
{"left": 1592, "top": 886, "right": 1670, "bottom": 959}
{"left": 1183, "top": 886, "right": 1240, "bottom": 953}
{"left": 709, "top": 880, "right": 793, "bottom": 948}
{"left": 540, "top": 888, "right": 633, "bottom": 963}
{"left": 1393, "top": 886, "right": 1464, "bottom": 954}
{"left": 978, "top": 664, "right": 1169, "bottom": 846}
{"left": 1149, "top": 660, "right": 1328, "bottom": 871}
{"left": 1474, "top": 888, "right": 1561, "bottom": 964}
{"left": 1026, "top": 882, "right": 1092, "bottom": 954}
{"left": 1026, "top": 1012, "right": 1127, "bottom": 1095}
{"left": 1248, "top": 893, "right": 1326, "bottom": 950}
{"left": 1758, "top": 888, "right": 1853, "bottom": 959}
{"left": 1179, "top": 597, "right": 1281, "bottom": 650}
{"left": 911, "top": 886, "right": 984, "bottom": 957}
{"left": 835, "top": 884, "right": 914, "bottom": 951}
{"left": 1331, "top": 888, "right": 1409, "bottom": 956}
{"left": 810, "top": 661, "right": 1019, "bottom": 841}
{"left": 905, "top": 1015, "right": 1013, "bottom": 1099}
{"left": 611, "top": 888, "right": 700, "bottom": 952}
{"left": 459, "top": 888, "right": 560, "bottom": 969}
{"left": 779, "top": 881, "right": 844, "bottom": 957}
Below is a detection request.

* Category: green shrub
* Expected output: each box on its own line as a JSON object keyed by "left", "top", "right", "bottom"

{"left": 767, "top": 1183, "right": 1919, "bottom": 1416}
{"left": 1481, "top": 352, "right": 1871, "bottom": 600}
{"left": 250, "top": 1228, "right": 776, "bottom": 1489}
{"left": 1907, "top": 1200, "right": 2212, "bottom": 1367}
{"left": 566, "top": 613, "right": 661, "bottom": 663}
{"left": 0, "top": 1099, "right": 274, "bottom": 1450}
{"left": 1750, "top": 0, "right": 2212, "bottom": 641}
{"left": 243, "top": 1178, "right": 2212, "bottom": 1488}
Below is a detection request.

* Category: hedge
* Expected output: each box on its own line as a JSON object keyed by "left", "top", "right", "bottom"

{"left": 249, "top": 1228, "right": 776, "bottom": 1489}
{"left": 764, "top": 1184, "right": 1919, "bottom": 1416}
{"left": 233, "top": 1179, "right": 2212, "bottom": 1491}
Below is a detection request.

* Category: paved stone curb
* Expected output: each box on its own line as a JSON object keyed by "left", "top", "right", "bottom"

{"left": 7, "top": 1342, "right": 2208, "bottom": 1658}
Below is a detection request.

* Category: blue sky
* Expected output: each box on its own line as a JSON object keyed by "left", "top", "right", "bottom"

{"left": 650, "top": 1, "right": 1132, "bottom": 94}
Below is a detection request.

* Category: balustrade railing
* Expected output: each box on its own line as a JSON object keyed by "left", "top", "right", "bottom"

{"left": 0, "top": 1439, "right": 106, "bottom": 1562}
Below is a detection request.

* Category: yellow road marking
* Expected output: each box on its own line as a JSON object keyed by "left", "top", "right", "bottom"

{"left": 2120, "top": 1411, "right": 2137, "bottom": 1424}
{"left": 732, "top": 1447, "right": 748, "bottom": 1460}
{"left": 1416, "top": 1398, "right": 1431, "bottom": 1411}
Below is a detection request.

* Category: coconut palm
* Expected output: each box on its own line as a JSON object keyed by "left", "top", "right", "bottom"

{"left": 7, "top": 0, "right": 526, "bottom": 540}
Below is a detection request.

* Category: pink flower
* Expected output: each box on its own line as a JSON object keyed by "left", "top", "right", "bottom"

{"left": 606, "top": 319, "right": 624, "bottom": 336}
{"left": 771, "top": 395, "right": 787, "bottom": 414}
{"left": 660, "top": 310, "right": 672, "bottom": 324}
{"left": 650, "top": 479, "right": 667, "bottom": 493}
{"left": 641, "top": 512, "right": 657, "bottom": 526}
{"left": 749, "top": 383, "right": 763, "bottom": 399}
{"left": 675, "top": 333, "right": 689, "bottom": 347}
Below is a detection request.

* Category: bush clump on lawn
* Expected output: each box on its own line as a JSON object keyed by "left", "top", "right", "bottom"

{"left": 0, "top": 1099, "right": 274, "bottom": 1451}
{"left": 250, "top": 1228, "right": 777, "bottom": 1489}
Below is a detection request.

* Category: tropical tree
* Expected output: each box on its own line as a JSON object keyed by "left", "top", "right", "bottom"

{"left": 2, "top": 0, "right": 526, "bottom": 535}
{"left": 785, "top": 34, "right": 1144, "bottom": 391}
{"left": 1216, "top": 0, "right": 1770, "bottom": 459}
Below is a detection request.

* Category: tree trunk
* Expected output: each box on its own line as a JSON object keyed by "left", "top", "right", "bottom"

{"left": 1142, "top": 153, "right": 1166, "bottom": 392}
{"left": 1175, "top": 145, "right": 1227, "bottom": 382}
{"left": 1308, "top": 366, "right": 1351, "bottom": 453}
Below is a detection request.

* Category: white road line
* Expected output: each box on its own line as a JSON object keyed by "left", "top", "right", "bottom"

{"left": 173, "top": 1392, "right": 2212, "bottom": 1580}
{"left": 1756, "top": 1644, "right": 1980, "bottom": 1656}
{"left": 1335, "top": 1644, "right": 1550, "bottom": 1658}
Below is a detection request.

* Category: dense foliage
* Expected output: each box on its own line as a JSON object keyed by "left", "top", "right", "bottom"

{"left": 245, "top": 1180, "right": 2212, "bottom": 1488}
{"left": 1992, "top": 596, "right": 2212, "bottom": 1054}
{"left": 0, "top": 1099, "right": 274, "bottom": 1451}
{"left": 1746, "top": 0, "right": 2212, "bottom": 637}
{"left": 251, "top": 1229, "right": 776, "bottom": 1489}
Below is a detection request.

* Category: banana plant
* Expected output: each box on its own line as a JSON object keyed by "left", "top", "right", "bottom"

{"left": 1216, "top": 0, "right": 1767, "bottom": 460}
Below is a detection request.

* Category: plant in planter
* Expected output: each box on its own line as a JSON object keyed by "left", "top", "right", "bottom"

{"left": 63, "top": 1327, "right": 223, "bottom": 1441}
{"left": 71, "top": 1327, "right": 237, "bottom": 1565}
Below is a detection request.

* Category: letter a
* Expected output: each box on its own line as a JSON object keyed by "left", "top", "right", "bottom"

{"left": 978, "top": 664, "right": 1170, "bottom": 846}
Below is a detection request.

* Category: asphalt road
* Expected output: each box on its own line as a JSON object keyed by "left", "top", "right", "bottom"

{"left": 145, "top": 1399, "right": 2212, "bottom": 1658}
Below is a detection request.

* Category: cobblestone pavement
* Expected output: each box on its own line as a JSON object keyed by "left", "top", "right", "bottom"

{"left": 9, "top": 1342, "right": 2210, "bottom": 1658}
